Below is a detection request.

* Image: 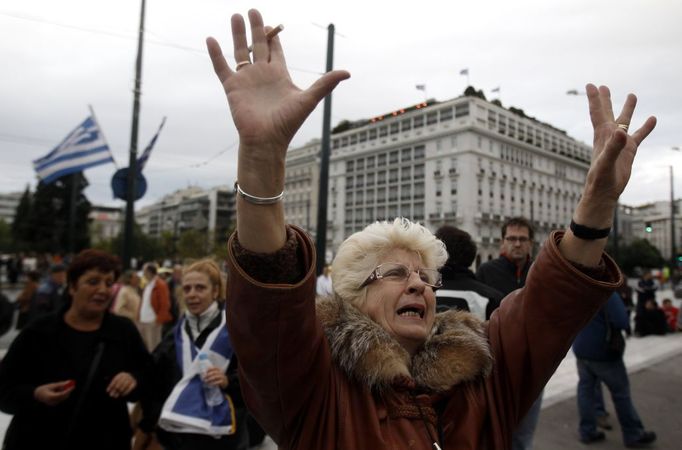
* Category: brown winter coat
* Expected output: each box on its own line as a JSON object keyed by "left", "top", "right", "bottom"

{"left": 226, "top": 226, "right": 622, "bottom": 449}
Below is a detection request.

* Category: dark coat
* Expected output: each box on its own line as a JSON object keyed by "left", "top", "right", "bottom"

{"left": 226, "top": 226, "right": 621, "bottom": 450}
{"left": 573, "top": 293, "right": 630, "bottom": 361}
{"left": 436, "top": 264, "right": 504, "bottom": 319}
{"left": 476, "top": 255, "right": 532, "bottom": 313}
{"left": 0, "top": 309, "right": 150, "bottom": 450}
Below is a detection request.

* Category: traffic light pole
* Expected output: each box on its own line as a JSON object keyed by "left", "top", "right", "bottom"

{"left": 315, "top": 24, "right": 335, "bottom": 276}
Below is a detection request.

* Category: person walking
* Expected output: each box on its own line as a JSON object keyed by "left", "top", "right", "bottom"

{"left": 30, "top": 263, "right": 66, "bottom": 322}
{"left": 139, "top": 263, "right": 172, "bottom": 351}
{"left": 135, "top": 259, "right": 248, "bottom": 450}
{"left": 434, "top": 225, "right": 503, "bottom": 319}
{"left": 112, "top": 270, "right": 142, "bottom": 323}
{"left": 0, "top": 249, "right": 151, "bottom": 450}
{"left": 476, "top": 216, "right": 542, "bottom": 450}
{"left": 14, "top": 270, "right": 40, "bottom": 330}
{"left": 573, "top": 292, "right": 656, "bottom": 447}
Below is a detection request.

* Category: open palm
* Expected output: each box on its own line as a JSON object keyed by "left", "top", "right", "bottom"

{"left": 584, "top": 84, "right": 656, "bottom": 204}
{"left": 207, "top": 10, "right": 350, "bottom": 158}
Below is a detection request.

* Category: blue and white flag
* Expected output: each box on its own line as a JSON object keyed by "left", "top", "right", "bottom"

{"left": 159, "top": 311, "right": 235, "bottom": 437}
{"left": 136, "top": 117, "right": 166, "bottom": 171}
{"left": 33, "top": 116, "right": 114, "bottom": 184}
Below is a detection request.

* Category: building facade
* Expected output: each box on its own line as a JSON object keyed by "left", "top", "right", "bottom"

{"left": 136, "top": 185, "right": 236, "bottom": 250}
{"left": 285, "top": 93, "right": 593, "bottom": 264}
{"left": 89, "top": 205, "right": 123, "bottom": 244}
{"left": 0, "top": 191, "right": 22, "bottom": 224}
{"left": 283, "top": 139, "right": 321, "bottom": 235}
{"left": 625, "top": 199, "right": 682, "bottom": 260}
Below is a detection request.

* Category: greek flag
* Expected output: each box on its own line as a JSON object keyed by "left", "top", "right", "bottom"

{"left": 33, "top": 116, "right": 114, "bottom": 184}
{"left": 136, "top": 116, "right": 166, "bottom": 171}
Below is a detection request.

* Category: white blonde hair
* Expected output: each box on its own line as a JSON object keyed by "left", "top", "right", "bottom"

{"left": 331, "top": 218, "right": 448, "bottom": 307}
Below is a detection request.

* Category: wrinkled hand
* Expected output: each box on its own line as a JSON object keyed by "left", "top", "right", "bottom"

{"left": 577, "top": 84, "right": 656, "bottom": 226}
{"left": 33, "top": 380, "right": 75, "bottom": 406}
{"left": 206, "top": 9, "right": 350, "bottom": 160}
{"left": 202, "top": 367, "right": 228, "bottom": 389}
{"left": 106, "top": 372, "right": 137, "bottom": 398}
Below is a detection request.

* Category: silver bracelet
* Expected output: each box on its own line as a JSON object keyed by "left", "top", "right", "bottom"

{"left": 234, "top": 181, "right": 284, "bottom": 205}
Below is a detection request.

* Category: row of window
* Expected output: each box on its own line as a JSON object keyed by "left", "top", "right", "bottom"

{"left": 487, "top": 110, "right": 589, "bottom": 162}
{"left": 344, "top": 182, "right": 426, "bottom": 206}
{"left": 345, "top": 146, "right": 425, "bottom": 173}
{"left": 332, "top": 104, "right": 469, "bottom": 150}
{"left": 345, "top": 203, "right": 426, "bottom": 224}
{"left": 345, "top": 164, "right": 425, "bottom": 188}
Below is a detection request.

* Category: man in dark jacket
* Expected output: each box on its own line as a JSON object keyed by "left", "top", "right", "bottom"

{"left": 476, "top": 217, "right": 537, "bottom": 450}
{"left": 573, "top": 293, "right": 656, "bottom": 447}
{"left": 435, "top": 225, "right": 503, "bottom": 320}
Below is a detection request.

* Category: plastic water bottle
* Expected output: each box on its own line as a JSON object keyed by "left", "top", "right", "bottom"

{"left": 198, "top": 353, "right": 224, "bottom": 406}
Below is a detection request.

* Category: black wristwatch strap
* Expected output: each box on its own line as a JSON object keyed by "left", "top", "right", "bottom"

{"left": 569, "top": 220, "right": 611, "bottom": 240}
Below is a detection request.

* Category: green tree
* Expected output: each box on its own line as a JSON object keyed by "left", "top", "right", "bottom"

{"left": 103, "top": 224, "right": 163, "bottom": 263}
{"left": 177, "top": 229, "right": 208, "bottom": 260}
{"left": 617, "top": 238, "right": 665, "bottom": 275}
{"left": 29, "top": 173, "right": 91, "bottom": 254}
{"left": 0, "top": 219, "right": 11, "bottom": 252}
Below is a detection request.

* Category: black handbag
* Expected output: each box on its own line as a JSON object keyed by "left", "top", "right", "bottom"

{"left": 604, "top": 308, "right": 625, "bottom": 355}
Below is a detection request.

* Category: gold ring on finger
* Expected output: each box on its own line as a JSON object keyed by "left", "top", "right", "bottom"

{"left": 235, "top": 60, "right": 251, "bottom": 71}
{"left": 617, "top": 123, "right": 629, "bottom": 132}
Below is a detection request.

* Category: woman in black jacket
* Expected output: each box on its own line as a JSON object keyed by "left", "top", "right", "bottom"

{"left": 0, "top": 249, "right": 151, "bottom": 450}
{"left": 135, "top": 259, "right": 248, "bottom": 450}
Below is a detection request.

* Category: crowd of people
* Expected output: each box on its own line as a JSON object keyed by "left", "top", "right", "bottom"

{"left": 0, "top": 6, "right": 676, "bottom": 450}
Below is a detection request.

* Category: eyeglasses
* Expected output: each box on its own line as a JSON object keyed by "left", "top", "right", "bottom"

{"left": 360, "top": 262, "right": 442, "bottom": 289}
{"left": 504, "top": 236, "right": 530, "bottom": 243}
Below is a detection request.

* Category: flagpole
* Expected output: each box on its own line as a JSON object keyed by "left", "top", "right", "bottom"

{"left": 67, "top": 172, "right": 79, "bottom": 254}
{"left": 88, "top": 105, "right": 119, "bottom": 169}
{"left": 123, "top": 0, "right": 147, "bottom": 269}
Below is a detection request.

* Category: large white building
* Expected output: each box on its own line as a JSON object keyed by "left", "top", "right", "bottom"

{"left": 284, "top": 91, "right": 593, "bottom": 264}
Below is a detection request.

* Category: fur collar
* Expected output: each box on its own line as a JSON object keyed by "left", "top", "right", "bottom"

{"left": 316, "top": 295, "right": 493, "bottom": 393}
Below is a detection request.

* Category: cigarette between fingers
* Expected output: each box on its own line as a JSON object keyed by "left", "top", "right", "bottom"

{"left": 248, "top": 24, "right": 284, "bottom": 52}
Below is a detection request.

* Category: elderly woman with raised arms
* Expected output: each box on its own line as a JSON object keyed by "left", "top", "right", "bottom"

{"left": 206, "top": 9, "right": 656, "bottom": 450}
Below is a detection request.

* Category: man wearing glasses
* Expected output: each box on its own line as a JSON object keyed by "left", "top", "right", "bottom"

{"left": 476, "top": 216, "right": 539, "bottom": 450}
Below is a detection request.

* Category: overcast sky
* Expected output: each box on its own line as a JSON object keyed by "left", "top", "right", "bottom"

{"left": 2, "top": 0, "right": 681, "bottom": 209}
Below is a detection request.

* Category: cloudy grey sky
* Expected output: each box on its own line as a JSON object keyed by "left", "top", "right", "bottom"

{"left": 1, "top": 0, "right": 681, "bottom": 208}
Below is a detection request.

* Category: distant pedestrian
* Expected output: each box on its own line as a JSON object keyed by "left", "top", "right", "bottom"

{"left": 660, "top": 298, "right": 678, "bottom": 332}
{"left": 635, "top": 271, "right": 657, "bottom": 315}
{"left": 139, "top": 263, "right": 173, "bottom": 351}
{"left": 30, "top": 263, "right": 67, "bottom": 322}
{"left": 477, "top": 216, "right": 542, "bottom": 450}
{"left": 434, "top": 225, "right": 503, "bottom": 319}
{"left": 315, "top": 264, "right": 333, "bottom": 297}
{"left": 112, "top": 270, "right": 142, "bottom": 323}
{"left": 573, "top": 292, "right": 656, "bottom": 447}
{"left": 635, "top": 299, "right": 668, "bottom": 336}
{"left": 14, "top": 270, "right": 41, "bottom": 330}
